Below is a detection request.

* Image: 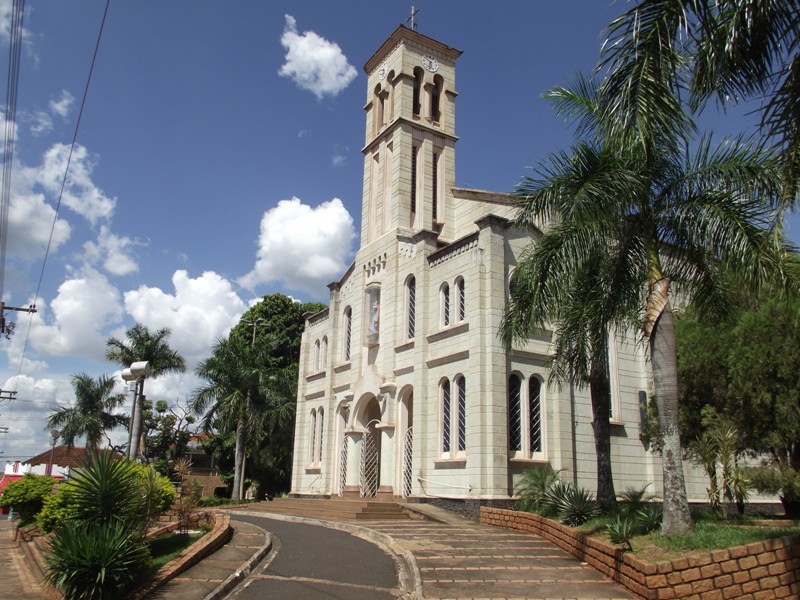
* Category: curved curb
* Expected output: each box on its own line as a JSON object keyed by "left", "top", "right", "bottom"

{"left": 202, "top": 519, "right": 273, "bottom": 600}
{"left": 230, "top": 509, "right": 423, "bottom": 599}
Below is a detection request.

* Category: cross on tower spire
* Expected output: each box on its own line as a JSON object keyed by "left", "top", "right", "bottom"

{"left": 407, "top": 5, "right": 419, "bottom": 31}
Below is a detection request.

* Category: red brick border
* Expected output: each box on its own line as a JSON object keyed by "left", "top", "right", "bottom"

{"left": 480, "top": 507, "right": 800, "bottom": 599}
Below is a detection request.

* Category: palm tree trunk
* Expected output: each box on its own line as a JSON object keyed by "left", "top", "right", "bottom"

{"left": 232, "top": 418, "right": 246, "bottom": 502}
{"left": 590, "top": 361, "right": 616, "bottom": 511}
{"left": 650, "top": 300, "right": 693, "bottom": 535}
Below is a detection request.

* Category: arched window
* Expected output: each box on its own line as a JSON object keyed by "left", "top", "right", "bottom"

{"left": 455, "top": 375, "right": 466, "bottom": 452}
{"left": 313, "top": 340, "right": 321, "bottom": 372}
{"left": 441, "top": 379, "right": 451, "bottom": 454}
{"left": 321, "top": 336, "right": 328, "bottom": 370}
{"left": 455, "top": 277, "right": 466, "bottom": 321}
{"left": 508, "top": 374, "right": 522, "bottom": 452}
{"left": 317, "top": 407, "right": 325, "bottom": 463}
{"left": 412, "top": 67, "right": 423, "bottom": 116}
{"left": 406, "top": 276, "right": 416, "bottom": 339}
{"left": 440, "top": 283, "right": 450, "bottom": 327}
{"left": 410, "top": 145, "right": 419, "bottom": 225}
{"left": 431, "top": 74, "right": 443, "bottom": 122}
{"left": 343, "top": 307, "right": 352, "bottom": 362}
{"left": 374, "top": 84, "right": 385, "bottom": 134}
{"left": 432, "top": 151, "right": 439, "bottom": 222}
{"left": 529, "top": 377, "right": 542, "bottom": 453}
{"left": 309, "top": 409, "right": 317, "bottom": 464}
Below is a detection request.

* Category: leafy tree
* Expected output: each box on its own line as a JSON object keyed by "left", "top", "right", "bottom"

{"left": 197, "top": 293, "right": 325, "bottom": 499}
{"left": 46, "top": 374, "right": 127, "bottom": 451}
{"left": 0, "top": 474, "right": 54, "bottom": 525}
{"left": 508, "top": 69, "right": 788, "bottom": 534}
{"left": 678, "top": 297, "right": 800, "bottom": 516}
{"left": 230, "top": 293, "right": 326, "bottom": 370}
{"left": 727, "top": 297, "right": 800, "bottom": 516}
{"left": 105, "top": 323, "right": 186, "bottom": 458}
{"left": 192, "top": 335, "right": 290, "bottom": 501}
{"left": 141, "top": 398, "right": 196, "bottom": 463}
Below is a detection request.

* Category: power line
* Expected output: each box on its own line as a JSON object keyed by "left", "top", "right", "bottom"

{"left": 1, "top": 0, "right": 112, "bottom": 455}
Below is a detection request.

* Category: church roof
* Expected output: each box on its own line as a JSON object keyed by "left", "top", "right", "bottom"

{"left": 364, "top": 24, "right": 463, "bottom": 74}
{"left": 24, "top": 445, "right": 117, "bottom": 469}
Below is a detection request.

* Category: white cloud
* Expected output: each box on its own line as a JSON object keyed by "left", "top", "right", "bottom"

{"left": 8, "top": 190, "right": 71, "bottom": 257}
{"left": 83, "top": 225, "right": 141, "bottom": 276}
{"left": 49, "top": 90, "right": 75, "bottom": 118}
{"left": 36, "top": 143, "right": 116, "bottom": 225}
{"left": 30, "top": 90, "right": 75, "bottom": 135}
{"left": 279, "top": 14, "right": 358, "bottom": 99}
{"left": 332, "top": 144, "right": 349, "bottom": 167}
{"left": 26, "top": 269, "right": 124, "bottom": 361}
{"left": 239, "top": 197, "right": 355, "bottom": 296}
{"left": 123, "top": 270, "right": 248, "bottom": 364}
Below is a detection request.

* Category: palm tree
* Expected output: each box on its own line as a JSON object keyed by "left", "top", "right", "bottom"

{"left": 106, "top": 323, "right": 186, "bottom": 458}
{"left": 600, "top": 0, "right": 800, "bottom": 211}
{"left": 504, "top": 239, "right": 640, "bottom": 510}
{"left": 191, "top": 335, "right": 295, "bottom": 501}
{"left": 46, "top": 373, "right": 127, "bottom": 451}
{"left": 508, "top": 74, "right": 789, "bottom": 534}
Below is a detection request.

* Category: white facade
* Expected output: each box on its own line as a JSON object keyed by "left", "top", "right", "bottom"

{"left": 291, "top": 25, "right": 709, "bottom": 503}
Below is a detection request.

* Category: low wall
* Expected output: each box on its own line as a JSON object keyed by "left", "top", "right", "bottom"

{"left": 127, "top": 511, "right": 232, "bottom": 599}
{"left": 481, "top": 507, "right": 800, "bottom": 599}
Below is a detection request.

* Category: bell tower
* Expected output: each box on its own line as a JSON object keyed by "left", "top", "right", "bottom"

{"left": 360, "top": 26, "right": 462, "bottom": 245}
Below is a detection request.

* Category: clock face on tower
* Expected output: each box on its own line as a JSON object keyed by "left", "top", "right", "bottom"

{"left": 422, "top": 54, "right": 439, "bottom": 73}
{"left": 378, "top": 61, "right": 388, "bottom": 79}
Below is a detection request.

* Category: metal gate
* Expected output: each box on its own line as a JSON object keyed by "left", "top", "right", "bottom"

{"left": 402, "top": 426, "right": 413, "bottom": 498}
{"left": 337, "top": 434, "right": 348, "bottom": 496}
{"left": 359, "top": 421, "right": 379, "bottom": 498}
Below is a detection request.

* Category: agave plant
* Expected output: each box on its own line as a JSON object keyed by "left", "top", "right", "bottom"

{"left": 45, "top": 521, "right": 151, "bottom": 600}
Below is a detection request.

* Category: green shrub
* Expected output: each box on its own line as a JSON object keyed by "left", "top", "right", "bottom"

{"left": 0, "top": 474, "right": 54, "bottom": 525}
{"left": 636, "top": 503, "right": 663, "bottom": 534}
{"left": 617, "top": 484, "right": 657, "bottom": 517}
{"left": 45, "top": 521, "right": 150, "bottom": 600}
{"left": 515, "top": 465, "right": 561, "bottom": 513}
{"left": 554, "top": 485, "right": 601, "bottom": 526}
{"left": 130, "top": 462, "right": 176, "bottom": 527}
{"left": 37, "top": 484, "right": 76, "bottom": 533}
{"left": 606, "top": 514, "right": 636, "bottom": 550}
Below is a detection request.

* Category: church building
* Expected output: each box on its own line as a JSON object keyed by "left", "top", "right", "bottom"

{"left": 291, "top": 24, "right": 675, "bottom": 503}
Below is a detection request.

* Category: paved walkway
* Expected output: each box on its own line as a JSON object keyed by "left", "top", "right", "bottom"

{"left": 2, "top": 504, "right": 633, "bottom": 599}
{"left": 229, "top": 514, "right": 406, "bottom": 599}
{"left": 0, "top": 519, "right": 47, "bottom": 600}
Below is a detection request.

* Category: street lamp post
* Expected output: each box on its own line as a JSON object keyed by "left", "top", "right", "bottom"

{"left": 238, "top": 317, "right": 267, "bottom": 500}
{"left": 122, "top": 361, "right": 150, "bottom": 459}
{"left": 47, "top": 428, "right": 60, "bottom": 476}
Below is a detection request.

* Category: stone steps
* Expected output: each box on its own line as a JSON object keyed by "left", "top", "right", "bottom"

{"left": 242, "top": 497, "right": 411, "bottom": 520}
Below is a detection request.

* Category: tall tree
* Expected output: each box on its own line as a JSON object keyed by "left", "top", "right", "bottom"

{"left": 227, "top": 293, "right": 325, "bottom": 496}
{"left": 46, "top": 373, "right": 127, "bottom": 451}
{"left": 504, "top": 225, "right": 639, "bottom": 510}
{"left": 191, "top": 334, "right": 294, "bottom": 501}
{"left": 105, "top": 324, "right": 186, "bottom": 458}
{"left": 508, "top": 72, "right": 788, "bottom": 534}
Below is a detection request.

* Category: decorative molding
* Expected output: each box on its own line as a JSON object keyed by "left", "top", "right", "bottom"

{"left": 426, "top": 348, "right": 469, "bottom": 368}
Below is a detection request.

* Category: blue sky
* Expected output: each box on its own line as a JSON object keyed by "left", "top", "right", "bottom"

{"left": 0, "top": 1, "right": 789, "bottom": 459}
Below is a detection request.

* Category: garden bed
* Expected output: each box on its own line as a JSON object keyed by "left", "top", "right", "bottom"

{"left": 481, "top": 507, "right": 800, "bottom": 599}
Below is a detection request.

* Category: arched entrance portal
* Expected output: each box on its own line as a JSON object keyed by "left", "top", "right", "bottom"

{"left": 357, "top": 396, "right": 382, "bottom": 498}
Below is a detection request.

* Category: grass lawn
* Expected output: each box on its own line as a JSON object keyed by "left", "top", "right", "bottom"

{"left": 146, "top": 531, "right": 205, "bottom": 575}
{"left": 578, "top": 511, "right": 800, "bottom": 563}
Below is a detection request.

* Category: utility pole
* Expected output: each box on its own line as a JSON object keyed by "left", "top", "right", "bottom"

{"left": 0, "top": 301, "right": 37, "bottom": 336}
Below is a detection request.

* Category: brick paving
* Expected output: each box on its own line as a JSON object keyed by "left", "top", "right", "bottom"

{"left": 0, "top": 519, "right": 47, "bottom": 599}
